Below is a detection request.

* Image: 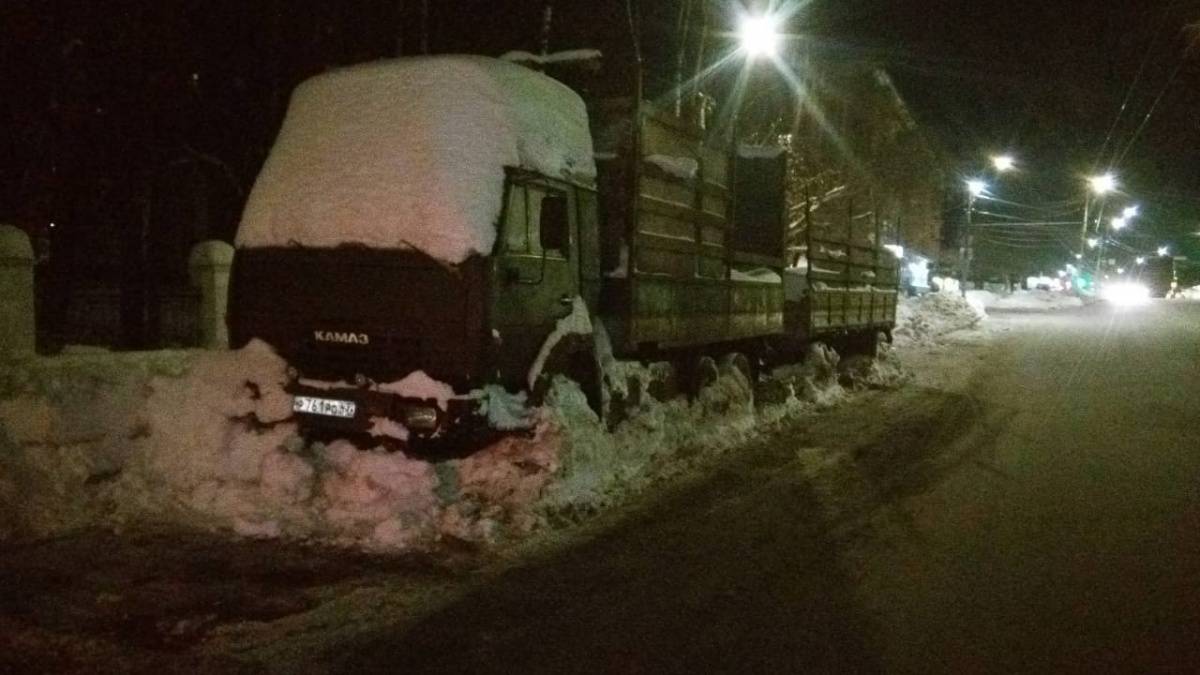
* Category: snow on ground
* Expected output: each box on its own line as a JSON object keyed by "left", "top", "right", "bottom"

{"left": 1, "top": 294, "right": 982, "bottom": 552}
{"left": 894, "top": 290, "right": 986, "bottom": 345}
{"left": 0, "top": 342, "right": 857, "bottom": 550}
{"left": 236, "top": 56, "right": 595, "bottom": 263}
{"left": 967, "top": 289, "right": 1083, "bottom": 311}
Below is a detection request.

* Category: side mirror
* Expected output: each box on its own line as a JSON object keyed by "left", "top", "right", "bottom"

{"left": 539, "top": 194, "right": 568, "bottom": 254}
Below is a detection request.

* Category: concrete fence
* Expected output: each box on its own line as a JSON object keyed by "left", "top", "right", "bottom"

{"left": 6, "top": 230, "right": 238, "bottom": 353}
{"left": 0, "top": 225, "right": 36, "bottom": 354}
{"left": 188, "top": 240, "right": 234, "bottom": 350}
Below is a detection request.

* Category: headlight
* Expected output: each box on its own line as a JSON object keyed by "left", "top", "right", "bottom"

{"left": 1100, "top": 282, "right": 1150, "bottom": 306}
{"left": 402, "top": 405, "right": 440, "bottom": 431}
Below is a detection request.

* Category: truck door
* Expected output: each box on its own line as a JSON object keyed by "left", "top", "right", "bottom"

{"left": 492, "top": 175, "right": 581, "bottom": 386}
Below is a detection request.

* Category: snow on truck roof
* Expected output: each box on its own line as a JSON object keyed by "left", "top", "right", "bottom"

{"left": 236, "top": 56, "right": 596, "bottom": 264}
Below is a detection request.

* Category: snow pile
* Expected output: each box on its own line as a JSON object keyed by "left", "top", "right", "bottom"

{"left": 535, "top": 342, "right": 850, "bottom": 518}
{"left": 894, "top": 290, "right": 986, "bottom": 344}
{"left": 0, "top": 342, "right": 445, "bottom": 549}
{"left": 377, "top": 371, "right": 456, "bottom": 409}
{"left": 527, "top": 296, "right": 593, "bottom": 390}
{"left": 0, "top": 349, "right": 197, "bottom": 538}
{"left": 1, "top": 336, "right": 883, "bottom": 551}
{"left": 931, "top": 276, "right": 960, "bottom": 294}
{"left": 237, "top": 56, "right": 595, "bottom": 264}
{"left": 837, "top": 338, "right": 910, "bottom": 390}
{"left": 970, "top": 289, "right": 1083, "bottom": 311}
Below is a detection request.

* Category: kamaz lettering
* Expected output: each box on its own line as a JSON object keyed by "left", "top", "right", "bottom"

{"left": 313, "top": 331, "right": 370, "bottom": 345}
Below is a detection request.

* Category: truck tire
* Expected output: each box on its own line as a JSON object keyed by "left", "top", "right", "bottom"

{"left": 719, "top": 352, "right": 753, "bottom": 383}
{"left": 690, "top": 355, "right": 719, "bottom": 397}
{"left": 567, "top": 349, "right": 604, "bottom": 420}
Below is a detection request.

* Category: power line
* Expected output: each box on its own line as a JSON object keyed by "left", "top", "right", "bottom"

{"left": 1093, "top": 2, "right": 1176, "bottom": 168}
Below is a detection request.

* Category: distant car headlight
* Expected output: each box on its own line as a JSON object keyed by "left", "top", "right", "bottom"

{"left": 1100, "top": 282, "right": 1150, "bottom": 306}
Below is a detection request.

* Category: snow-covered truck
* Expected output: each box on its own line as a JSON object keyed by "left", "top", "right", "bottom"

{"left": 228, "top": 56, "right": 896, "bottom": 441}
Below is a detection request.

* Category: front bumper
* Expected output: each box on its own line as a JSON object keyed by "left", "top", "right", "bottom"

{"left": 287, "top": 382, "right": 478, "bottom": 438}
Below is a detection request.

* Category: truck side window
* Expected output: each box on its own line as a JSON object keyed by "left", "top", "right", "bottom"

{"left": 504, "top": 182, "right": 569, "bottom": 258}
{"left": 539, "top": 192, "right": 568, "bottom": 256}
{"left": 504, "top": 184, "right": 530, "bottom": 253}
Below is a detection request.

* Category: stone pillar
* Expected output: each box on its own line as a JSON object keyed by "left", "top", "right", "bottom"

{"left": 0, "top": 225, "right": 36, "bottom": 354}
{"left": 188, "top": 240, "right": 234, "bottom": 349}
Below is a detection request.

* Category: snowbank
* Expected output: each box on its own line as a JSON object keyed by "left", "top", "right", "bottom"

{"left": 968, "top": 289, "right": 1083, "bottom": 311}
{"left": 236, "top": 56, "right": 595, "bottom": 264}
{"left": 894, "top": 291, "right": 986, "bottom": 344}
{"left": 2, "top": 336, "right": 864, "bottom": 550}
{"left": 1, "top": 342, "right": 444, "bottom": 548}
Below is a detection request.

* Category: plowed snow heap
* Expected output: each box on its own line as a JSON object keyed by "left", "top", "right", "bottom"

{"left": 236, "top": 55, "right": 596, "bottom": 264}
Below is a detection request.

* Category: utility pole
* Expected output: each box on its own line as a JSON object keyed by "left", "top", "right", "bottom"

{"left": 1079, "top": 195, "right": 1091, "bottom": 257}
{"left": 960, "top": 191, "right": 975, "bottom": 296}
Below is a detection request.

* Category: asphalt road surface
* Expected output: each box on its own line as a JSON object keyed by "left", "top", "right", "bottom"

{"left": 333, "top": 300, "right": 1200, "bottom": 674}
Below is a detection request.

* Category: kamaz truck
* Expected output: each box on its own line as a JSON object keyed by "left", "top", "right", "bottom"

{"left": 228, "top": 56, "right": 897, "bottom": 441}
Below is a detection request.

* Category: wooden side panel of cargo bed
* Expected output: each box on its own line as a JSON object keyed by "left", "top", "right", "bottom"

{"left": 627, "top": 107, "right": 783, "bottom": 349}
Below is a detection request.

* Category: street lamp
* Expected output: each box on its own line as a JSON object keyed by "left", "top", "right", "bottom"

{"left": 1158, "top": 245, "right": 1170, "bottom": 256}
{"left": 1136, "top": 256, "right": 1146, "bottom": 265}
{"left": 1123, "top": 205, "right": 1139, "bottom": 219}
{"left": 1087, "top": 237, "right": 1099, "bottom": 248}
{"left": 738, "top": 14, "right": 781, "bottom": 59}
{"left": 991, "top": 155, "right": 1016, "bottom": 172}
{"left": 1111, "top": 216, "right": 1127, "bottom": 230}
{"left": 1089, "top": 173, "right": 1117, "bottom": 195}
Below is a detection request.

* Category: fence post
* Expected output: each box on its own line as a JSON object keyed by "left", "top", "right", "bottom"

{"left": 0, "top": 225, "right": 36, "bottom": 354}
{"left": 188, "top": 240, "right": 234, "bottom": 349}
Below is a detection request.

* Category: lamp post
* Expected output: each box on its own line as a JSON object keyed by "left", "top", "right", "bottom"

{"left": 1079, "top": 173, "right": 1116, "bottom": 258}
{"left": 1095, "top": 198, "right": 1136, "bottom": 275}
{"left": 960, "top": 179, "right": 987, "bottom": 295}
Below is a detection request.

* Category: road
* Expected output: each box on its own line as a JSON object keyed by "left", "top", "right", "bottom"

{"left": 3, "top": 300, "right": 1198, "bottom": 673}
{"left": 330, "top": 300, "right": 1200, "bottom": 674}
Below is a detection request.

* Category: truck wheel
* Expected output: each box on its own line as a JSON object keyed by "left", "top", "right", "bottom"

{"left": 690, "top": 355, "right": 719, "bottom": 397}
{"left": 567, "top": 349, "right": 604, "bottom": 420}
{"left": 719, "top": 352, "right": 753, "bottom": 383}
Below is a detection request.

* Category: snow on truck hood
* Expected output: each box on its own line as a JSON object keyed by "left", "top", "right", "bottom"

{"left": 236, "top": 56, "right": 596, "bottom": 264}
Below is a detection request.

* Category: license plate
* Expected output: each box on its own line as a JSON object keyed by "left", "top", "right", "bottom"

{"left": 292, "top": 395, "right": 357, "bottom": 419}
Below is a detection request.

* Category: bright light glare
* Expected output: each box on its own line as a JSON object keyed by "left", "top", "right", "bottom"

{"left": 992, "top": 155, "right": 1015, "bottom": 172}
{"left": 966, "top": 179, "right": 987, "bottom": 197}
{"left": 1089, "top": 173, "right": 1117, "bottom": 195}
{"left": 1158, "top": 246, "right": 1169, "bottom": 256}
{"left": 1100, "top": 281, "right": 1150, "bottom": 306}
{"left": 738, "top": 14, "right": 781, "bottom": 59}
{"left": 1136, "top": 256, "right": 1145, "bottom": 265}
{"left": 1111, "top": 216, "right": 1127, "bottom": 230}
{"left": 1123, "top": 205, "right": 1139, "bottom": 218}
{"left": 1074, "top": 253, "right": 1083, "bottom": 259}
{"left": 1117, "top": 267, "right": 1125, "bottom": 274}
{"left": 1087, "top": 237, "right": 1099, "bottom": 248}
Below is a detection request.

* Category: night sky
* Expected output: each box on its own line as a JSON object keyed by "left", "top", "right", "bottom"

{"left": 3, "top": 0, "right": 1199, "bottom": 275}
